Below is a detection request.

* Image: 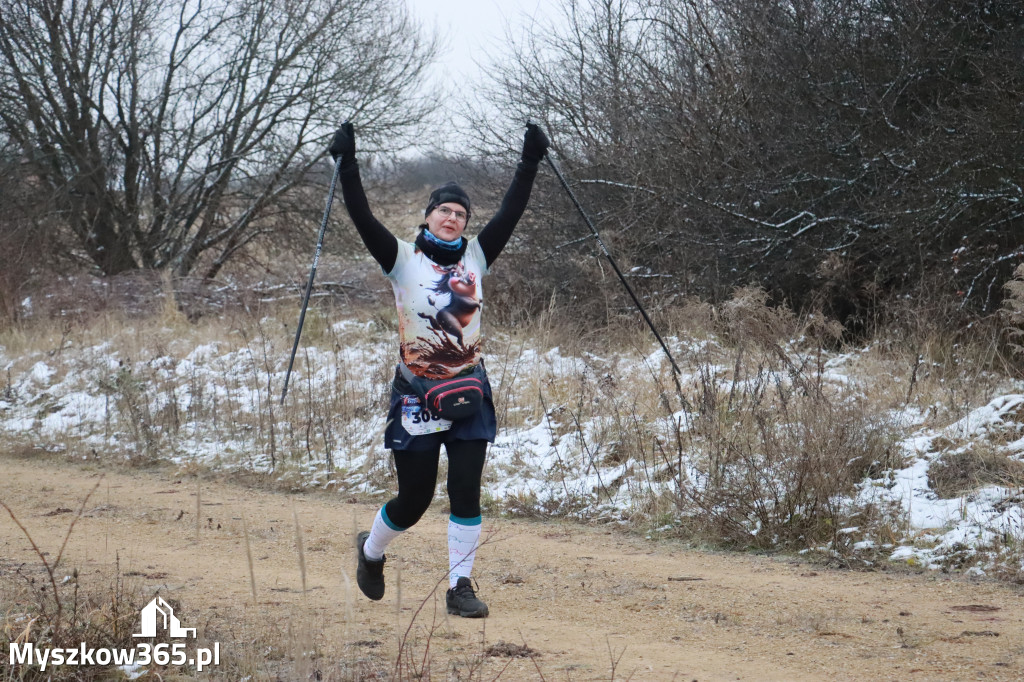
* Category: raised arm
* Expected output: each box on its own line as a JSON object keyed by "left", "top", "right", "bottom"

{"left": 477, "top": 123, "right": 550, "bottom": 267}
{"left": 330, "top": 123, "right": 398, "bottom": 273}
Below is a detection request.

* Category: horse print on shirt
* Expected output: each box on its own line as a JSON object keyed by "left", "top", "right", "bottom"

{"left": 403, "top": 262, "right": 483, "bottom": 378}
{"left": 418, "top": 263, "right": 481, "bottom": 349}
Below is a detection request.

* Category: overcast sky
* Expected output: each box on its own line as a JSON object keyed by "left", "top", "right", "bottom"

{"left": 404, "top": 0, "right": 551, "bottom": 95}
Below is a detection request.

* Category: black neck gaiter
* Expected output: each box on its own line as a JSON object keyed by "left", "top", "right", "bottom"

{"left": 414, "top": 227, "right": 467, "bottom": 266}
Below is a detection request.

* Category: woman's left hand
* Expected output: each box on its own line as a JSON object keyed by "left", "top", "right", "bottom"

{"left": 522, "top": 122, "right": 550, "bottom": 164}
{"left": 329, "top": 122, "right": 356, "bottom": 164}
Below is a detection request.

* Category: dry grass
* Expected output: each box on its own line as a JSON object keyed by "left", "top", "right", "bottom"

{"left": 1, "top": 565, "right": 155, "bottom": 681}
{"left": 467, "top": 288, "right": 917, "bottom": 557}
{"left": 653, "top": 289, "right": 902, "bottom": 550}
{"left": 0, "top": 292, "right": 399, "bottom": 489}
{"left": 6, "top": 276, "right": 1024, "bottom": 677}
{"left": 928, "top": 445, "right": 1024, "bottom": 499}
{"left": 2, "top": 279, "right": 1021, "bottom": 569}
{"left": 0, "top": 486, "right": 169, "bottom": 681}
{"left": 0, "top": 484, "right": 531, "bottom": 681}
{"left": 1003, "top": 263, "right": 1024, "bottom": 367}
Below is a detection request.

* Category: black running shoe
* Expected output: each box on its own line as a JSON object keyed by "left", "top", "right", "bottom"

{"left": 355, "top": 531, "right": 385, "bottom": 600}
{"left": 446, "top": 577, "right": 489, "bottom": 618}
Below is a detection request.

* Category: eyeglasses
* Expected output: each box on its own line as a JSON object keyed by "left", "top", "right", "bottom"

{"left": 435, "top": 205, "right": 468, "bottom": 222}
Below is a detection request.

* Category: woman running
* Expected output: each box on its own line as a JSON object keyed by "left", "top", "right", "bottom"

{"left": 329, "top": 122, "right": 549, "bottom": 617}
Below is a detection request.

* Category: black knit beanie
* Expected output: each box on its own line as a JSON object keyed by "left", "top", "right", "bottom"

{"left": 424, "top": 182, "right": 471, "bottom": 219}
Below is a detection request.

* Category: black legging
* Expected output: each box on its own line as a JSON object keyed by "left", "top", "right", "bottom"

{"left": 382, "top": 439, "right": 487, "bottom": 529}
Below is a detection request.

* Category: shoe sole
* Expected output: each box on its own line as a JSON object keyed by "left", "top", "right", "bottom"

{"left": 447, "top": 605, "right": 489, "bottom": 618}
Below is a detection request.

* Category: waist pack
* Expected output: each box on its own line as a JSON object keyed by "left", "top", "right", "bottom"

{"left": 398, "top": 363, "right": 486, "bottom": 421}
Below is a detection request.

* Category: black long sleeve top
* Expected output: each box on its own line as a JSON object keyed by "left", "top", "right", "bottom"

{"left": 337, "top": 160, "right": 539, "bottom": 273}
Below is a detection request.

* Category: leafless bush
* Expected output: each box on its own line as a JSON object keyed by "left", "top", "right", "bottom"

{"left": 475, "top": 0, "right": 1024, "bottom": 331}
{"left": 684, "top": 369, "right": 899, "bottom": 549}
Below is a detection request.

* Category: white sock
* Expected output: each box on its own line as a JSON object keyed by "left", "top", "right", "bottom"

{"left": 364, "top": 506, "right": 403, "bottom": 561}
{"left": 448, "top": 515, "right": 482, "bottom": 588}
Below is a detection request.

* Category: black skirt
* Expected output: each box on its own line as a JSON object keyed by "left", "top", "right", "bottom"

{"left": 383, "top": 363, "right": 497, "bottom": 451}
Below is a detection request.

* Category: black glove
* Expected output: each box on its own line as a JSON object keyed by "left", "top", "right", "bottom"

{"left": 329, "top": 122, "right": 355, "bottom": 164}
{"left": 521, "top": 122, "right": 550, "bottom": 165}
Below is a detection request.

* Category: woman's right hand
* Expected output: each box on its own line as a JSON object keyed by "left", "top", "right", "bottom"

{"left": 329, "top": 122, "right": 356, "bottom": 164}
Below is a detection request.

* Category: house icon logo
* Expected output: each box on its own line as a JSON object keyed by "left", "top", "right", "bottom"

{"left": 133, "top": 597, "right": 197, "bottom": 638}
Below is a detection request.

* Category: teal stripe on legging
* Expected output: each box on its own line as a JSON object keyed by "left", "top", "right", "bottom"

{"left": 381, "top": 505, "right": 405, "bottom": 531}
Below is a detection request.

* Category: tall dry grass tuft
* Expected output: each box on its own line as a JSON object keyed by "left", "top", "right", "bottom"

{"left": 1002, "top": 263, "right": 1024, "bottom": 372}
{"left": 0, "top": 485, "right": 179, "bottom": 681}
{"left": 195, "top": 475, "right": 202, "bottom": 543}
{"left": 485, "top": 286, "right": 905, "bottom": 554}
{"left": 293, "top": 504, "right": 308, "bottom": 599}
{"left": 239, "top": 516, "right": 257, "bottom": 609}
{"left": 659, "top": 288, "right": 899, "bottom": 550}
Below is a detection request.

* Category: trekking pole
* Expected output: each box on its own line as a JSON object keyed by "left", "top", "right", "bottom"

{"left": 280, "top": 156, "right": 343, "bottom": 405}
{"left": 545, "top": 152, "right": 685, "bottom": 390}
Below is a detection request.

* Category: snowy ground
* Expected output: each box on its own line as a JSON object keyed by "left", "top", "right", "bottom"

{"left": 856, "top": 392, "right": 1024, "bottom": 575}
{"left": 2, "top": 321, "right": 1023, "bottom": 579}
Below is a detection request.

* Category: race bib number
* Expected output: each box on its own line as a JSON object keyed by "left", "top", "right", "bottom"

{"left": 400, "top": 396, "right": 452, "bottom": 435}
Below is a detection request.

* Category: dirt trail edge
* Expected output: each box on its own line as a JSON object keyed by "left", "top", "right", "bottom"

{"left": 2, "top": 454, "right": 1022, "bottom": 681}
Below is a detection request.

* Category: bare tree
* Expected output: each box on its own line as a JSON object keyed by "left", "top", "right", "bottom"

{"left": 0, "top": 135, "right": 54, "bottom": 323}
{"left": 461, "top": 0, "right": 666, "bottom": 326}
{"left": 479, "top": 0, "right": 1024, "bottom": 328}
{"left": 0, "top": 0, "right": 438, "bottom": 278}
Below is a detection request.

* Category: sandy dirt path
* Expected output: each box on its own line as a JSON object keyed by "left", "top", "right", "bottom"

{"left": 2, "top": 452, "right": 1023, "bottom": 681}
